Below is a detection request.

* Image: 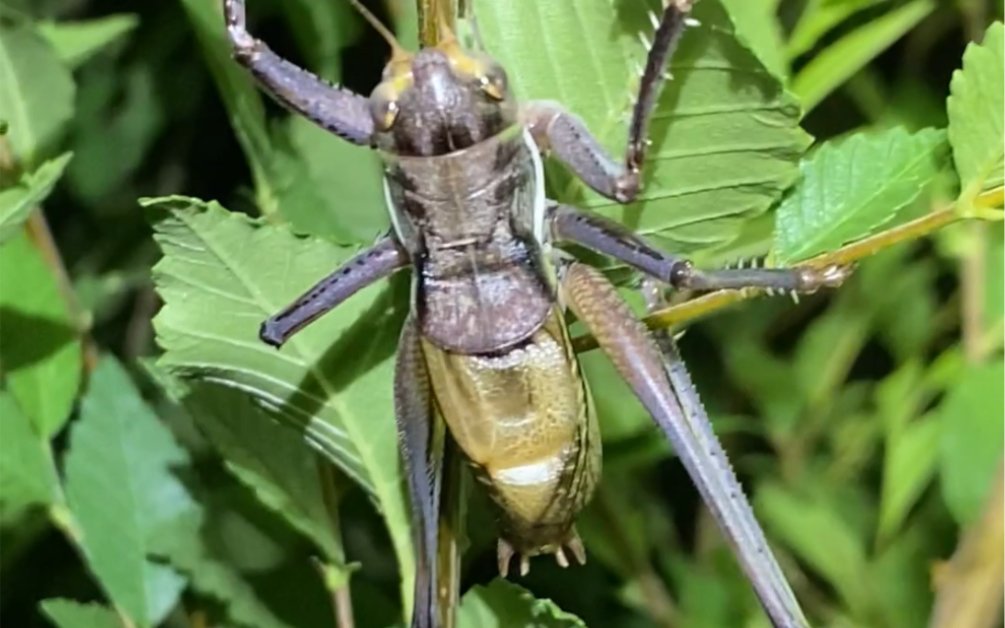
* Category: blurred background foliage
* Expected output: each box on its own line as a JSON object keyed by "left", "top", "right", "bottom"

{"left": 0, "top": 0, "right": 1003, "bottom": 628}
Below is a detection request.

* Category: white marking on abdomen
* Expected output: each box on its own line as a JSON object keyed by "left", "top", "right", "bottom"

{"left": 494, "top": 457, "right": 562, "bottom": 486}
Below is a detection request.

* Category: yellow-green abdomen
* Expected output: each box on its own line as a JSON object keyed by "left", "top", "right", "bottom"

{"left": 420, "top": 307, "right": 601, "bottom": 574}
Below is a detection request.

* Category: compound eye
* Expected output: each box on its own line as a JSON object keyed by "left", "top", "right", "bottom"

{"left": 370, "top": 83, "right": 400, "bottom": 131}
{"left": 478, "top": 63, "right": 508, "bottom": 100}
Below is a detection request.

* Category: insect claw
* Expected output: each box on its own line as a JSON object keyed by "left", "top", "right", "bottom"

{"left": 638, "top": 32, "right": 652, "bottom": 50}
{"left": 790, "top": 291, "right": 801, "bottom": 304}
{"left": 519, "top": 554, "right": 531, "bottom": 577}
{"left": 567, "top": 530, "right": 587, "bottom": 565}
{"left": 684, "top": 17, "right": 701, "bottom": 27}
{"left": 497, "top": 538, "right": 515, "bottom": 577}
{"left": 554, "top": 547, "right": 570, "bottom": 568}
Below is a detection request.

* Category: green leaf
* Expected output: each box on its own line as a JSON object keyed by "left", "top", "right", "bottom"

{"left": 786, "top": 0, "right": 884, "bottom": 60}
{"left": 773, "top": 126, "right": 946, "bottom": 264}
{"left": 0, "top": 391, "right": 60, "bottom": 519}
{"left": 0, "top": 22, "right": 75, "bottom": 166}
{"left": 166, "top": 376, "right": 346, "bottom": 563}
{"left": 36, "top": 15, "right": 139, "bottom": 69}
{"left": 0, "top": 152, "right": 73, "bottom": 243}
{"left": 0, "top": 231, "right": 82, "bottom": 438}
{"left": 146, "top": 196, "right": 414, "bottom": 612}
{"left": 176, "top": 0, "right": 278, "bottom": 215}
{"left": 278, "top": 0, "right": 357, "bottom": 80}
{"left": 756, "top": 482, "right": 871, "bottom": 615}
{"left": 456, "top": 580, "right": 587, "bottom": 627}
{"left": 66, "top": 62, "right": 165, "bottom": 207}
{"left": 150, "top": 509, "right": 296, "bottom": 628}
{"left": 63, "top": 356, "right": 192, "bottom": 627}
{"left": 939, "top": 359, "right": 1005, "bottom": 525}
{"left": 477, "top": 0, "right": 809, "bottom": 254}
{"left": 791, "top": 0, "right": 935, "bottom": 113}
{"left": 269, "top": 131, "right": 364, "bottom": 243}
{"left": 946, "top": 22, "right": 1005, "bottom": 194}
{"left": 720, "top": 0, "right": 789, "bottom": 80}
{"left": 40, "top": 599, "right": 124, "bottom": 628}
{"left": 868, "top": 522, "right": 933, "bottom": 628}
{"left": 878, "top": 412, "right": 941, "bottom": 542}
{"left": 284, "top": 117, "right": 388, "bottom": 243}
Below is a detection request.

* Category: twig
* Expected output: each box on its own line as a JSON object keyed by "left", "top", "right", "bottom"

{"left": 960, "top": 221, "right": 987, "bottom": 362}
{"left": 123, "top": 286, "right": 161, "bottom": 359}
{"left": 317, "top": 462, "right": 355, "bottom": 628}
{"left": 928, "top": 458, "right": 1005, "bottom": 628}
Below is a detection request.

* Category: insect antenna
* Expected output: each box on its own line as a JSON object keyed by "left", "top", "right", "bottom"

{"left": 458, "top": 0, "right": 487, "bottom": 51}
{"left": 346, "top": 0, "right": 411, "bottom": 62}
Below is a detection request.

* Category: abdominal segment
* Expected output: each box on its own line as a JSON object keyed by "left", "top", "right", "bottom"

{"left": 420, "top": 307, "right": 601, "bottom": 574}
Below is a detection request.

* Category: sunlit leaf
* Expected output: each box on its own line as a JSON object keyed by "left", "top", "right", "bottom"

{"left": 63, "top": 356, "right": 192, "bottom": 627}
{"left": 0, "top": 152, "right": 72, "bottom": 243}
{"left": 947, "top": 22, "right": 1005, "bottom": 193}
{"left": 940, "top": 359, "right": 1005, "bottom": 525}
{"left": 40, "top": 599, "right": 124, "bottom": 628}
{"left": 146, "top": 196, "right": 414, "bottom": 612}
{"left": 791, "top": 0, "right": 935, "bottom": 113}
{"left": 477, "top": 0, "right": 810, "bottom": 254}
{"left": 0, "top": 391, "right": 59, "bottom": 519}
{"left": 773, "top": 126, "right": 946, "bottom": 264}
{"left": 457, "top": 580, "right": 588, "bottom": 627}
{"left": 0, "top": 231, "right": 82, "bottom": 438}
{"left": 37, "top": 15, "right": 139, "bottom": 68}
{"left": 0, "top": 22, "right": 75, "bottom": 166}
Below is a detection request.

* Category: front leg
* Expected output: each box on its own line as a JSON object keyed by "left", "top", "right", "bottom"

{"left": 260, "top": 235, "right": 410, "bottom": 347}
{"left": 560, "top": 262, "right": 808, "bottom": 628}
{"left": 550, "top": 202, "right": 851, "bottom": 293}
{"left": 394, "top": 318, "right": 445, "bottom": 628}
{"left": 223, "top": 0, "right": 375, "bottom": 145}
{"left": 522, "top": 1, "right": 694, "bottom": 203}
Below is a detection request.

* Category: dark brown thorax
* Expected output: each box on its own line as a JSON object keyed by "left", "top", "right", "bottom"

{"left": 371, "top": 39, "right": 553, "bottom": 355}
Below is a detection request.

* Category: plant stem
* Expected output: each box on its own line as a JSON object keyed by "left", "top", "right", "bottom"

{"left": 928, "top": 458, "right": 1005, "bottom": 628}
{"left": 318, "top": 463, "right": 355, "bottom": 628}
{"left": 961, "top": 220, "right": 988, "bottom": 362}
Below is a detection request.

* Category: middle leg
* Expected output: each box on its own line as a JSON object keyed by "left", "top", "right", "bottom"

{"left": 549, "top": 202, "right": 851, "bottom": 294}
